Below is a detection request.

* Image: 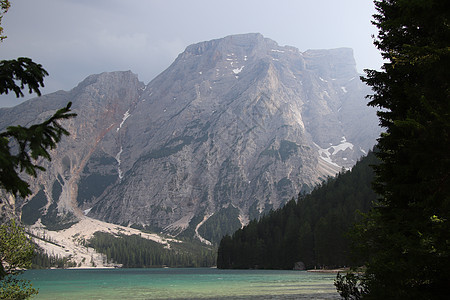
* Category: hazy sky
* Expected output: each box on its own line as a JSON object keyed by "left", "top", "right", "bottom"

{"left": 0, "top": 0, "right": 382, "bottom": 108}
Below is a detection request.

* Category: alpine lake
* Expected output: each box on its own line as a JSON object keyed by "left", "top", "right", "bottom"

{"left": 21, "top": 268, "right": 340, "bottom": 299}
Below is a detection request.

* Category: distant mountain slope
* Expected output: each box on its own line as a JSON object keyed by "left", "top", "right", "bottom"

{"left": 0, "top": 33, "right": 380, "bottom": 243}
{"left": 217, "top": 150, "right": 379, "bottom": 269}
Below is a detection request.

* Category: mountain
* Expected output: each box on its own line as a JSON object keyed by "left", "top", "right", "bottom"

{"left": 0, "top": 33, "right": 380, "bottom": 243}
{"left": 217, "top": 150, "right": 379, "bottom": 270}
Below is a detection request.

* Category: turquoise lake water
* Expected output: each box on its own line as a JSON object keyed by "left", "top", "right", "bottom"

{"left": 21, "top": 268, "right": 340, "bottom": 299}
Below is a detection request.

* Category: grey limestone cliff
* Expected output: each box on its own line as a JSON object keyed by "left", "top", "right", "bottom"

{"left": 1, "top": 33, "right": 379, "bottom": 242}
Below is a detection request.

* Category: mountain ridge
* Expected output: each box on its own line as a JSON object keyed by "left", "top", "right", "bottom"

{"left": 1, "top": 33, "right": 380, "bottom": 244}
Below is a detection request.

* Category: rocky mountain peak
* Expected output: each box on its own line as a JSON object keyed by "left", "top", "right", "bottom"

{"left": 182, "top": 33, "right": 269, "bottom": 57}
{"left": 2, "top": 34, "right": 380, "bottom": 244}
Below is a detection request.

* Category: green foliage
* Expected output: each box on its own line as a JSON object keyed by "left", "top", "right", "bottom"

{"left": 31, "top": 249, "right": 77, "bottom": 269}
{"left": 89, "top": 232, "right": 216, "bottom": 268}
{"left": 343, "top": 0, "right": 450, "bottom": 298}
{"left": 0, "top": 276, "right": 38, "bottom": 300}
{"left": 334, "top": 272, "right": 366, "bottom": 300}
{"left": 0, "top": 220, "right": 34, "bottom": 279}
{"left": 0, "top": 57, "right": 48, "bottom": 97}
{"left": 217, "top": 152, "right": 378, "bottom": 269}
{"left": 0, "top": 220, "right": 38, "bottom": 298}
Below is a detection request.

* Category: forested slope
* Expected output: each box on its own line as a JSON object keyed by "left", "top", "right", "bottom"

{"left": 88, "top": 232, "right": 216, "bottom": 268}
{"left": 217, "top": 150, "right": 378, "bottom": 269}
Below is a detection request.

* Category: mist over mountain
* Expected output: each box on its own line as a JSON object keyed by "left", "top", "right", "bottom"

{"left": 0, "top": 33, "right": 380, "bottom": 243}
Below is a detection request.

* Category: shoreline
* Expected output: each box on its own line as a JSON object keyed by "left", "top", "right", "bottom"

{"left": 307, "top": 268, "right": 349, "bottom": 274}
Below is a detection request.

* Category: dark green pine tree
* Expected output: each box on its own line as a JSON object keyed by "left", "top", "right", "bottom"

{"left": 340, "top": 0, "right": 450, "bottom": 299}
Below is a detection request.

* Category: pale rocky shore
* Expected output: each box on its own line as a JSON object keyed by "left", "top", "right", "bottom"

{"left": 29, "top": 217, "right": 181, "bottom": 268}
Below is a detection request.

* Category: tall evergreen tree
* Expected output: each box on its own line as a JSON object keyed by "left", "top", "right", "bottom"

{"left": 338, "top": 0, "right": 450, "bottom": 298}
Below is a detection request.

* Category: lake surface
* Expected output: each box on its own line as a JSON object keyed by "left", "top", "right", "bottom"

{"left": 21, "top": 268, "right": 340, "bottom": 299}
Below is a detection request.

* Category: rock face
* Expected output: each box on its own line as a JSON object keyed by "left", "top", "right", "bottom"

{"left": 0, "top": 33, "right": 379, "bottom": 242}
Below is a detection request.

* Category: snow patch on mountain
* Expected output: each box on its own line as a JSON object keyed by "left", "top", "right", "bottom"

{"left": 232, "top": 66, "right": 244, "bottom": 75}
{"left": 316, "top": 137, "right": 355, "bottom": 168}
{"left": 195, "top": 214, "right": 213, "bottom": 245}
{"left": 117, "top": 110, "right": 130, "bottom": 132}
{"left": 115, "top": 147, "right": 123, "bottom": 179}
